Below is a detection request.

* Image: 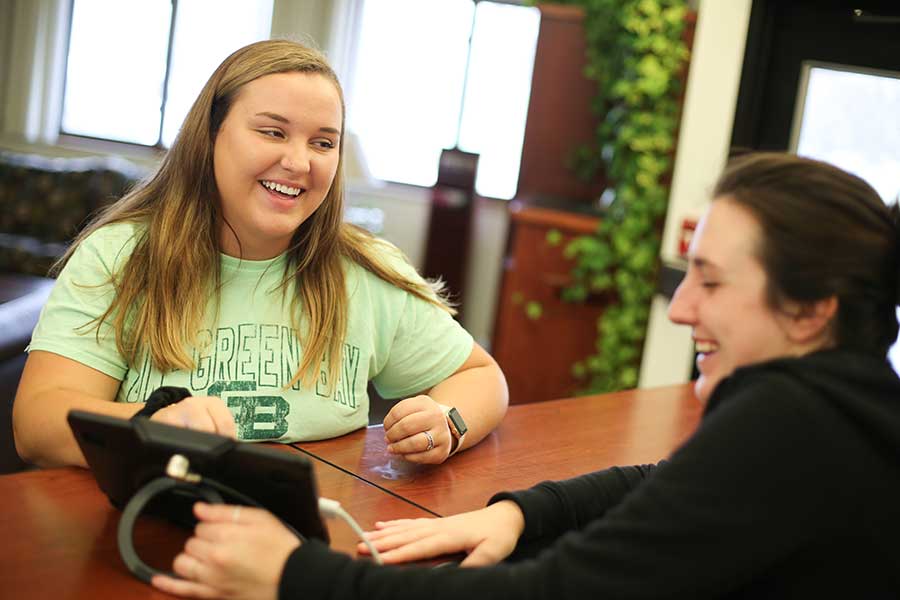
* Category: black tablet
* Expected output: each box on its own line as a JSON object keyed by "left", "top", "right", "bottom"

{"left": 67, "top": 409, "right": 329, "bottom": 544}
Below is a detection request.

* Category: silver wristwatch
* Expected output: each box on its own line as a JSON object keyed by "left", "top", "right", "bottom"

{"left": 438, "top": 403, "right": 468, "bottom": 456}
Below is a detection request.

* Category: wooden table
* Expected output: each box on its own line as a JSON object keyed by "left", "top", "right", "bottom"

{"left": 0, "top": 384, "right": 701, "bottom": 597}
{"left": 296, "top": 383, "right": 702, "bottom": 516}
{"left": 0, "top": 451, "right": 432, "bottom": 599}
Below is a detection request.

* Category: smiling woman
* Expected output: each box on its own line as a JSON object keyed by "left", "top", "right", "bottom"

{"left": 12, "top": 40, "right": 508, "bottom": 470}
{"left": 668, "top": 199, "right": 837, "bottom": 404}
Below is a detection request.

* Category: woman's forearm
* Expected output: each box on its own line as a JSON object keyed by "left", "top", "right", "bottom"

{"left": 14, "top": 387, "right": 140, "bottom": 468}
{"left": 427, "top": 358, "right": 508, "bottom": 453}
{"left": 13, "top": 351, "right": 130, "bottom": 468}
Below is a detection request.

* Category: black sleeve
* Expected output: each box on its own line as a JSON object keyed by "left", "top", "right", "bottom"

{"left": 488, "top": 463, "right": 659, "bottom": 549}
{"left": 280, "top": 376, "right": 852, "bottom": 600}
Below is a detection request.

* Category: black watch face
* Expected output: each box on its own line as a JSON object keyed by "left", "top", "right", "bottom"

{"left": 447, "top": 407, "right": 468, "bottom": 436}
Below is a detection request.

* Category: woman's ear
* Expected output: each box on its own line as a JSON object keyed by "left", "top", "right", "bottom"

{"left": 783, "top": 296, "right": 839, "bottom": 345}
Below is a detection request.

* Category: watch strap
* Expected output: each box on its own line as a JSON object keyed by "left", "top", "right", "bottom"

{"left": 132, "top": 386, "right": 191, "bottom": 420}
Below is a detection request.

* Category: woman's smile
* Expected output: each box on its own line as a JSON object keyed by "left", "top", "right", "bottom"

{"left": 694, "top": 338, "right": 720, "bottom": 374}
{"left": 259, "top": 179, "right": 306, "bottom": 211}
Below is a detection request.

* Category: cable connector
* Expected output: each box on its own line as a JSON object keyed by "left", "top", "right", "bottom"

{"left": 166, "top": 454, "right": 201, "bottom": 483}
{"left": 318, "top": 497, "right": 342, "bottom": 518}
{"left": 318, "top": 497, "right": 383, "bottom": 564}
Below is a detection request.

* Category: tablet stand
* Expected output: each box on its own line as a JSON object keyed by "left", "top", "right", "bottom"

{"left": 117, "top": 475, "right": 224, "bottom": 583}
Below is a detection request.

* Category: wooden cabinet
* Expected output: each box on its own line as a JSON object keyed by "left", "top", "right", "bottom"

{"left": 518, "top": 4, "right": 606, "bottom": 203}
{"left": 491, "top": 204, "right": 605, "bottom": 405}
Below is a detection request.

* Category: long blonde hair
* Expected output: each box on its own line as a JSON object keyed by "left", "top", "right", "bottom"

{"left": 59, "top": 39, "right": 453, "bottom": 389}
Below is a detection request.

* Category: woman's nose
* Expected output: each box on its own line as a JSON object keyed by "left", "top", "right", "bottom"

{"left": 667, "top": 279, "right": 697, "bottom": 326}
{"left": 281, "top": 143, "right": 310, "bottom": 173}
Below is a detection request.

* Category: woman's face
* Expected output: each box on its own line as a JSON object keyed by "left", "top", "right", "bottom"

{"left": 213, "top": 72, "right": 342, "bottom": 260}
{"left": 668, "top": 199, "right": 808, "bottom": 403}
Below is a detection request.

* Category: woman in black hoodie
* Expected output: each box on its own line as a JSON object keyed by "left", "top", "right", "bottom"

{"left": 154, "top": 153, "right": 900, "bottom": 599}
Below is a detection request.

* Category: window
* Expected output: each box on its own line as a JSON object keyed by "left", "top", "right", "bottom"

{"left": 789, "top": 61, "right": 900, "bottom": 204}
{"left": 61, "top": 0, "right": 273, "bottom": 148}
{"left": 348, "top": 0, "right": 540, "bottom": 199}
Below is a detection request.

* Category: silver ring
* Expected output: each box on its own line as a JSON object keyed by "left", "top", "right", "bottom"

{"left": 422, "top": 430, "right": 435, "bottom": 451}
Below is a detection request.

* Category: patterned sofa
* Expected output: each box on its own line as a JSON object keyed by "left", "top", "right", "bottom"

{"left": 0, "top": 150, "right": 145, "bottom": 276}
{"left": 0, "top": 150, "right": 145, "bottom": 472}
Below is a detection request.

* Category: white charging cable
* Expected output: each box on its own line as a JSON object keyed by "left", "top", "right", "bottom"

{"left": 318, "top": 497, "right": 383, "bottom": 565}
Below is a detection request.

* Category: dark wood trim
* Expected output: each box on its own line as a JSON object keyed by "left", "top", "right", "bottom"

{"left": 656, "top": 263, "right": 685, "bottom": 301}
{"left": 730, "top": 0, "right": 777, "bottom": 150}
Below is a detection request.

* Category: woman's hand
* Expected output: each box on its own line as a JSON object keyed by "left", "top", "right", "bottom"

{"left": 152, "top": 396, "right": 237, "bottom": 438}
{"left": 383, "top": 395, "right": 453, "bottom": 464}
{"left": 151, "top": 502, "right": 300, "bottom": 600}
{"left": 358, "top": 500, "right": 525, "bottom": 566}
{"left": 389, "top": 343, "right": 508, "bottom": 463}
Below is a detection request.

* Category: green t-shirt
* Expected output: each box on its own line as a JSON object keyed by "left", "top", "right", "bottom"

{"left": 29, "top": 222, "right": 473, "bottom": 443}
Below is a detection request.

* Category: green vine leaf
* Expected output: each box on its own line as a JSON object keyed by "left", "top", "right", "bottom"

{"left": 525, "top": 301, "right": 543, "bottom": 321}
{"left": 538, "top": 0, "right": 691, "bottom": 393}
{"left": 545, "top": 228, "right": 563, "bottom": 246}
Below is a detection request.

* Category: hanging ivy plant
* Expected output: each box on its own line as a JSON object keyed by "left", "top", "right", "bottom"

{"left": 536, "top": 0, "right": 691, "bottom": 392}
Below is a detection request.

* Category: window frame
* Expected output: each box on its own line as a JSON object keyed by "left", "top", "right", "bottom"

{"left": 342, "top": 0, "right": 537, "bottom": 200}
{"left": 58, "top": 0, "right": 179, "bottom": 151}
{"left": 57, "top": 0, "right": 272, "bottom": 155}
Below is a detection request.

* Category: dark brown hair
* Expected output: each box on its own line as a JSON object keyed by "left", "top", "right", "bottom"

{"left": 714, "top": 152, "right": 900, "bottom": 357}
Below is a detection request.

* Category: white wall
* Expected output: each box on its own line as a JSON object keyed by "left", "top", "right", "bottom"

{"left": 462, "top": 198, "right": 509, "bottom": 348}
{"left": 638, "top": 0, "right": 753, "bottom": 388}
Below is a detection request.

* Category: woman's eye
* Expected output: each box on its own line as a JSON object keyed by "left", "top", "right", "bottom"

{"left": 701, "top": 282, "right": 719, "bottom": 289}
{"left": 259, "top": 129, "right": 284, "bottom": 139}
{"left": 313, "top": 139, "right": 335, "bottom": 149}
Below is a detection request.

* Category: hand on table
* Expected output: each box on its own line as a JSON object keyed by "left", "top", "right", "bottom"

{"left": 151, "top": 502, "right": 300, "bottom": 600}
{"left": 358, "top": 500, "right": 525, "bottom": 566}
{"left": 383, "top": 395, "right": 452, "bottom": 464}
{"left": 151, "top": 396, "right": 236, "bottom": 438}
